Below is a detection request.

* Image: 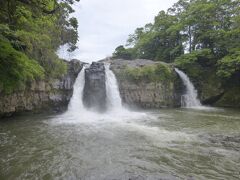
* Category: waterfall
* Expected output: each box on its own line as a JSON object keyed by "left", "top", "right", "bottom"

{"left": 175, "top": 68, "right": 202, "bottom": 108}
{"left": 67, "top": 65, "right": 203, "bottom": 113}
{"left": 68, "top": 67, "right": 86, "bottom": 112}
{"left": 67, "top": 63, "right": 124, "bottom": 114}
{"left": 105, "top": 64, "right": 123, "bottom": 111}
{"left": 58, "top": 63, "right": 147, "bottom": 123}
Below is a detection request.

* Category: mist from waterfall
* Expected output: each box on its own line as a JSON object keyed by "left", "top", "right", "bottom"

{"left": 175, "top": 68, "right": 203, "bottom": 108}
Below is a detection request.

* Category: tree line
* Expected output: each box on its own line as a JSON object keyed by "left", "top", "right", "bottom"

{"left": 113, "top": 0, "right": 240, "bottom": 84}
{"left": 0, "top": 0, "right": 80, "bottom": 93}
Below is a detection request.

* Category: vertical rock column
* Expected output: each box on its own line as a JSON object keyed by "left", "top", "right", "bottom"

{"left": 83, "top": 62, "right": 107, "bottom": 112}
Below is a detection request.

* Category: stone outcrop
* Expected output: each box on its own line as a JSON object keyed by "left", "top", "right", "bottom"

{"left": 83, "top": 62, "right": 107, "bottom": 112}
{"left": 110, "top": 59, "right": 183, "bottom": 108}
{"left": 0, "top": 59, "right": 83, "bottom": 117}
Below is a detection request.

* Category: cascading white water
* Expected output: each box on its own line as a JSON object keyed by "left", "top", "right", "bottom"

{"left": 105, "top": 64, "right": 123, "bottom": 111}
{"left": 103, "top": 63, "right": 148, "bottom": 119}
{"left": 67, "top": 64, "right": 125, "bottom": 115}
{"left": 55, "top": 63, "right": 148, "bottom": 123}
{"left": 67, "top": 67, "right": 86, "bottom": 112}
{"left": 175, "top": 68, "right": 202, "bottom": 108}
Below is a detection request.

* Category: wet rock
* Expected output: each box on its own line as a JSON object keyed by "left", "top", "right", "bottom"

{"left": 83, "top": 62, "right": 107, "bottom": 112}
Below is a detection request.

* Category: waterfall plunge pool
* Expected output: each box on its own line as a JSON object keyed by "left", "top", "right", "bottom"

{"left": 0, "top": 108, "right": 240, "bottom": 180}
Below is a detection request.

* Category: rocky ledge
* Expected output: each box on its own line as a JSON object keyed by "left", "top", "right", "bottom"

{"left": 110, "top": 59, "right": 184, "bottom": 108}
{"left": 0, "top": 59, "right": 83, "bottom": 117}
{"left": 83, "top": 62, "right": 107, "bottom": 112}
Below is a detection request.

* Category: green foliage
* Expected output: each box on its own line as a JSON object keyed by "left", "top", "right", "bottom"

{"left": 15, "top": 30, "right": 67, "bottom": 78}
{"left": 215, "top": 87, "right": 240, "bottom": 107}
{"left": 121, "top": 10, "right": 184, "bottom": 62}
{"left": 119, "top": 63, "right": 173, "bottom": 83}
{"left": 0, "top": 0, "right": 79, "bottom": 94}
{"left": 175, "top": 49, "right": 214, "bottom": 67}
{"left": 217, "top": 50, "right": 240, "bottom": 79}
{"left": 175, "top": 49, "right": 215, "bottom": 80}
{"left": 0, "top": 39, "right": 44, "bottom": 94}
{"left": 112, "top": 45, "right": 135, "bottom": 60}
{"left": 113, "top": 0, "right": 240, "bottom": 91}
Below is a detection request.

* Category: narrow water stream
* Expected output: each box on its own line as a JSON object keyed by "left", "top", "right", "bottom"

{"left": 175, "top": 68, "right": 202, "bottom": 108}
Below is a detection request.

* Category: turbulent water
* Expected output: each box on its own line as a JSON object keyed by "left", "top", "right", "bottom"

{"left": 0, "top": 67, "right": 240, "bottom": 180}
{"left": 1, "top": 108, "right": 240, "bottom": 179}
{"left": 175, "top": 68, "right": 202, "bottom": 108}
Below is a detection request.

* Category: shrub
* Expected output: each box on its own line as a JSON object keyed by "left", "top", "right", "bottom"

{"left": 119, "top": 63, "right": 173, "bottom": 83}
{"left": 0, "top": 39, "right": 44, "bottom": 93}
{"left": 217, "top": 50, "right": 240, "bottom": 79}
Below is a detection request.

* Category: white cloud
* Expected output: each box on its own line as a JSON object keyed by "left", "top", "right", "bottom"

{"left": 59, "top": 0, "right": 178, "bottom": 63}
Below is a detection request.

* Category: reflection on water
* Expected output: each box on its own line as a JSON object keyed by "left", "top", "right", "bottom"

{"left": 0, "top": 108, "right": 240, "bottom": 179}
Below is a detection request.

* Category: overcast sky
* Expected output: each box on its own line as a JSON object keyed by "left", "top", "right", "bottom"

{"left": 57, "top": 0, "right": 178, "bottom": 63}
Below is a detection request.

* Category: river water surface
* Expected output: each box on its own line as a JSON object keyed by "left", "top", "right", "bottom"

{"left": 0, "top": 108, "right": 240, "bottom": 180}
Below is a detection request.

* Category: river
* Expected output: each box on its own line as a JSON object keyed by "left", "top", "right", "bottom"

{"left": 0, "top": 108, "right": 239, "bottom": 179}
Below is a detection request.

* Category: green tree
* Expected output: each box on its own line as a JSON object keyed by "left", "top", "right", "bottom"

{"left": 0, "top": 0, "right": 80, "bottom": 93}
{"left": 123, "top": 11, "right": 184, "bottom": 62}
{"left": 112, "top": 45, "right": 134, "bottom": 59}
{"left": 113, "top": 0, "right": 240, "bottom": 90}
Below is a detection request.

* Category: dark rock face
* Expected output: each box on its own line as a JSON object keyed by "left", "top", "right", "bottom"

{"left": 0, "top": 59, "right": 83, "bottom": 118}
{"left": 174, "top": 72, "right": 185, "bottom": 106}
{"left": 83, "top": 62, "right": 107, "bottom": 112}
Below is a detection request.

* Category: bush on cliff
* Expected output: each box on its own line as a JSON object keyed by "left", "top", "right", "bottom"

{"left": 174, "top": 49, "right": 214, "bottom": 79}
{"left": 112, "top": 46, "right": 135, "bottom": 60}
{"left": 217, "top": 50, "right": 240, "bottom": 81}
{"left": 0, "top": 39, "right": 44, "bottom": 94}
{"left": 119, "top": 63, "right": 173, "bottom": 83}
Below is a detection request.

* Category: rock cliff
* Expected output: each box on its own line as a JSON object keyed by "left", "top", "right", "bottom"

{"left": 110, "top": 59, "right": 183, "bottom": 108}
{"left": 83, "top": 62, "right": 107, "bottom": 112}
{"left": 0, "top": 59, "right": 83, "bottom": 117}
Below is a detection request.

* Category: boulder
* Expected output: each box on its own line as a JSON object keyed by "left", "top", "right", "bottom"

{"left": 83, "top": 62, "right": 107, "bottom": 112}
